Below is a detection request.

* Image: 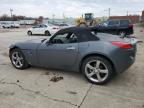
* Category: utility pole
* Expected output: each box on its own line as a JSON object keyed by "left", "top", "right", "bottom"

{"left": 108, "top": 8, "right": 111, "bottom": 18}
{"left": 104, "top": 8, "right": 111, "bottom": 19}
{"left": 127, "top": 11, "right": 129, "bottom": 16}
{"left": 52, "top": 14, "right": 55, "bottom": 23}
{"left": 10, "top": 8, "right": 13, "bottom": 20}
{"left": 63, "top": 13, "right": 66, "bottom": 23}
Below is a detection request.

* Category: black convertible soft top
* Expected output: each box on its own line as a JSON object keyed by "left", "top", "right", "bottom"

{"left": 55, "top": 27, "right": 99, "bottom": 42}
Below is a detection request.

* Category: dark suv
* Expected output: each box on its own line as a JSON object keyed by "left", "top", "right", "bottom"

{"left": 95, "top": 19, "right": 134, "bottom": 37}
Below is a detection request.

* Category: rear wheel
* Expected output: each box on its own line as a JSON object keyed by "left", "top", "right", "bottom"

{"left": 10, "top": 49, "right": 30, "bottom": 70}
{"left": 45, "top": 31, "right": 51, "bottom": 36}
{"left": 82, "top": 56, "right": 114, "bottom": 85}
{"left": 27, "top": 31, "right": 32, "bottom": 36}
{"left": 78, "top": 23, "right": 87, "bottom": 27}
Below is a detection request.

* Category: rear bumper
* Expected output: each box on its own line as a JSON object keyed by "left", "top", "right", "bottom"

{"left": 117, "top": 55, "right": 135, "bottom": 73}
{"left": 110, "top": 48, "right": 136, "bottom": 73}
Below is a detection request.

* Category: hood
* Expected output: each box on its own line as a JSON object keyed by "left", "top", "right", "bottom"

{"left": 11, "top": 38, "right": 48, "bottom": 50}
{"left": 24, "top": 38, "right": 47, "bottom": 43}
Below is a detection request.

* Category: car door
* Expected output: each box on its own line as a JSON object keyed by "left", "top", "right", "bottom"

{"left": 32, "top": 25, "right": 40, "bottom": 34}
{"left": 97, "top": 21, "right": 109, "bottom": 33}
{"left": 37, "top": 32, "right": 79, "bottom": 69}
{"left": 107, "top": 20, "right": 119, "bottom": 34}
{"left": 38, "top": 25, "right": 47, "bottom": 34}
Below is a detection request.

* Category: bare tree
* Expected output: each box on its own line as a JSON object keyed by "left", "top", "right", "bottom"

{"left": 34, "top": 16, "right": 44, "bottom": 25}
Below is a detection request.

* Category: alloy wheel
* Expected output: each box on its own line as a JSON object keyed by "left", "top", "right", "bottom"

{"left": 28, "top": 31, "right": 32, "bottom": 35}
{"left": 85, "top": 60, "right": 109, "bottom": 83}
{"left": 11, "top": 51, "right": 24, "bottom": 68}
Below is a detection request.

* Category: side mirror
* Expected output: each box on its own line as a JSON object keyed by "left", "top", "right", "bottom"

{"left": 49, "top": 39, "right": 53, "bottom": 44}
{"left": 46, "top": 39, "right": 53, "bottom": 45}
{"left": 41, "top": 39, "right": 46, "bottom": 43}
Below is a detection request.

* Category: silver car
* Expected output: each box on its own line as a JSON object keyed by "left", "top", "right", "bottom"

{"left": 9, "top": 27, "right": 137, "bottom": 85}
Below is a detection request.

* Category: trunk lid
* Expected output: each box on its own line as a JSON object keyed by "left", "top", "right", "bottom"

{"left": 96, "top": 33, "right": 137, "bottom": 45}
{"left": 96, "top": 33, "right": 137, "bottom": 54}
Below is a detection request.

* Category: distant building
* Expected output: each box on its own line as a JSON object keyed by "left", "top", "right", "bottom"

{"left": 109, "top": 15, "right": 140, "bottom": 24}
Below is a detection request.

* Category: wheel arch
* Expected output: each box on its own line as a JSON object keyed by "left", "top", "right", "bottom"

{"left": 79, "top": 53, "right": 116, "bottom": 73}
{"left": 78, "top": 22, "right": 88, "bottom": 27}
{"left": 45, "top": 30, "right": 51, "bottom": 36}
{"left": 9, "top": 46, "right": 30, "bottom": 69}
{"left": 27, "top": 30, "right": 32, "bottom": 33}
{"left": 45, "top": 30, "right": 50, "bottom": 32}
{"left": 9, "top": 46, "right": 20, "bottom": 54}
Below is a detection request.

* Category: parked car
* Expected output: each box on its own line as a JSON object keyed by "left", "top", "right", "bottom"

{"left": 1, "top": 22, "right": 12, "bottom": 28}
{"left": 1, "top": 22, "right": 20, "bottom": 28}
{"left": 58, "top": 23, "right": 71, "bottom": 28}
{"left": 11, "top": 23, "right": 20, "bottom": 28}
{"left": 95, "top": 19, "right": 134, "bottom": 37}
{"left": 27, "top": 24, "right": 60, "bottom": 36}
{"left": 9, "top": 27, "right": 137, "bottom": 85}
{"left": 0, "top": 24, "right": 2, "bottom": 28}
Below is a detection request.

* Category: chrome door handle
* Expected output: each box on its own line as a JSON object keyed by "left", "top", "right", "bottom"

{"left": 66, "top": 46, "right": 76, "bottom": 50}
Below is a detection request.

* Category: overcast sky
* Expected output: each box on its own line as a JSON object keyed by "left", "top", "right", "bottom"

{"left": 0, "top": 0, "right": 144, "bottom": 18}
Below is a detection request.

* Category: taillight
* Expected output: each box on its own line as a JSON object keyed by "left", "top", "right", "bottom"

{"left": 128, "top": 24, "right": 133, "bottom": 28}
{"left": 111, "top": 41, "right": 132, "bottom": 49}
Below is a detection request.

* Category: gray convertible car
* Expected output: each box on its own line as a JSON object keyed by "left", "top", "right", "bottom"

{"left": 9, "top": 27, "right": 137, "bottom": 84}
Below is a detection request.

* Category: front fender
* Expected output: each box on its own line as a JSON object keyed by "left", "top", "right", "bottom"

{"left": 9, "top": 44, "right": 20, "bottom": 53}
{"left": 9, "top": 43, "right": 39, "bottom": 66}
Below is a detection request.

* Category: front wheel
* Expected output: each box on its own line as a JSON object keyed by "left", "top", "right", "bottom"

{"left": 10, "top": 49, "right": 30, "bottom": 70}
{"left": 27, "top": 31, "right": 32, "bottom": 36}
{"left": 45, "top": 31, "right": 51, "bottom": 36}
{"left": 82, "top": 56, "right": 114, "bottom": 85}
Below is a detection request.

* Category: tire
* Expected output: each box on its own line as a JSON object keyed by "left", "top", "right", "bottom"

{"left": 10, "top": 48, "right": 30, "bottom": 70}
{"left": 119, "top": 31, "right": 126, "bottom": 37}
{"left": 81, "top": 56, "right": 114, "bottom": 85}
{"left": 78, "top": 23, "right": 87, "bottom": 27}
{"left": 45, "top": 31, "right": 51, "bottom": 36}
{"left": 27, "top": 31, "right": 32, "bottom": 36}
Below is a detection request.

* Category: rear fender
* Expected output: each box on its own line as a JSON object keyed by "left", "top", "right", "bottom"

{"left": 79, "top": 52, "right": 116, "bottom": 73}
